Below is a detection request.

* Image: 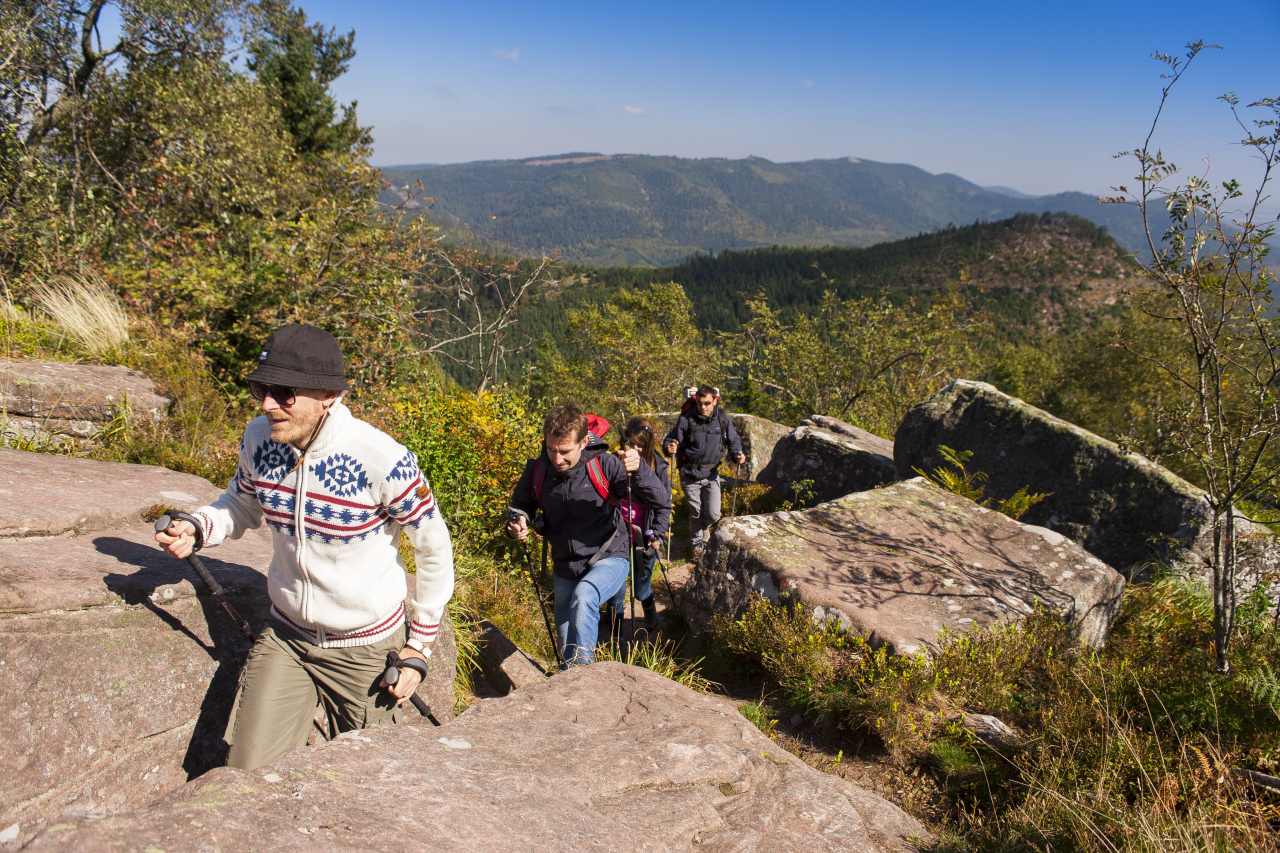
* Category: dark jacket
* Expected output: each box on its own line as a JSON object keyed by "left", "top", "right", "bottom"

{"left": 664, "top": 406, "right": 743, "bottom": 481}
{"left": 509, "top": 441, "right": 670, "bottom": 579}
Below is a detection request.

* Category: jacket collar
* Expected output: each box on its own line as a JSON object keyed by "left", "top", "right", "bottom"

{"left": 300, "top": 399, "right": 352, "bottom": 457}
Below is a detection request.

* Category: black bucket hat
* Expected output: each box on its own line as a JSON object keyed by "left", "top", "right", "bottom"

{"left": 246, "top": 323, "right": 349, "bottom": 391}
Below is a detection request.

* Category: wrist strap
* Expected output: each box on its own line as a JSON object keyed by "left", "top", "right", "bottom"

{"left": 171, "top": 510, "right": 205, "bottom": 551}
{"left": 398, "top": 655, "right": 429, "bottom": 681}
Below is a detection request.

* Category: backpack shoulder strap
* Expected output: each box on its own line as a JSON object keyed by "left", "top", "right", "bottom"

{"left": 585, "top": 455, "right": 612, "bottom": 504}
{"left": 532, "top": 458, "right": 547, "bottom": 505}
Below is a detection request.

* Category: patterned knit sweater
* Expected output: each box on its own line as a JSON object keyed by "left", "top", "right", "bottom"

{"left": 193, "top": 401, "right": 453, "bottom": 652}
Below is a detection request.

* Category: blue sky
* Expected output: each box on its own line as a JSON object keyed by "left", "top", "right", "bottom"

{"left": 303, "top": 1, "right": 1277, "bottom": 197}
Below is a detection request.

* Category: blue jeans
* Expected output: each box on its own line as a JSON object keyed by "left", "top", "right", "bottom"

{"left": 553, "top": 556, "right": 630, "bottom": 667}
{"left": 609, "top": 548, "right": 657, "bottom": 612}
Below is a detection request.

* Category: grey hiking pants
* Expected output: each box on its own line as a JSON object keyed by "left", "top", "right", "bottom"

{"left": 683, "top": 476, "right": 721, "bottom": 545}
{"left": 225, "top": 623, "right": 403, "bottom": 770}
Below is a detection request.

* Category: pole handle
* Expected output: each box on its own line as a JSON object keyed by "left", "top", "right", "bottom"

{"left": 154, "top": 513, "right": 253, "bottom": 638}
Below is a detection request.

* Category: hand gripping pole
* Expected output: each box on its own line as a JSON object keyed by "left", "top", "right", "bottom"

{"left": 384, "top": 650, "right": 441, "bottom": 725}
{"left": 153, "top": 513, "right": 253, "bottom": 639}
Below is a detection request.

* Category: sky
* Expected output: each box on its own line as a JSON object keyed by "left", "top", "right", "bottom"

{"left": 300, "top": 1, "right": 1278, "bottom": 198}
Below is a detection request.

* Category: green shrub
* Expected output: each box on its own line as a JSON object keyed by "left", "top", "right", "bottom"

{"left": 380, "top": 385, "right": 541, "bottom": 554}
{"left": 739, "top": 701, "right": 779, "bottom": 737}
{"left": 714, "top": 584, "right": 1280, "bottom": 849}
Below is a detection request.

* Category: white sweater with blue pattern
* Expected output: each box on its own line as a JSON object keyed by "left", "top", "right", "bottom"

{"left": 192, "top": 401, "right": 453, "bottom": 652}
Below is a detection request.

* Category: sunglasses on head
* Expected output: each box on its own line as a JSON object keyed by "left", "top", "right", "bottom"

{"left": 248, "top": 381, "right": 296, "bottom": 406}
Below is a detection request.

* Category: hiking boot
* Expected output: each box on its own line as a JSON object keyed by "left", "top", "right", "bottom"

{"left": 640, "top": 596, "right": 659, "bottom": 632}
{"left": 691, "top": 541, "right": 706, "bottom": 561}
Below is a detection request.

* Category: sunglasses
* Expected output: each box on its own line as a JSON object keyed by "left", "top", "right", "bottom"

{"left": 248, "top": 381, "right": 296, "bottom": 406}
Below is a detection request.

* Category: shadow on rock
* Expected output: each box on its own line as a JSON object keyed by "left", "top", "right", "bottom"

{"left": 96, "top": 536, "right": 268, "bottom": 780}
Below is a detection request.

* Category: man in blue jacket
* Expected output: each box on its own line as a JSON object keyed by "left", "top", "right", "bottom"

{"left": 506, "top": 403, "right": 670, "bottom": 666}
{"left": 663, "top": 386, "right": 745, "bottom": 558}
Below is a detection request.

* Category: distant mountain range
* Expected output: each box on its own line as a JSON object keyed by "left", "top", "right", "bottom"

{"left": 380, "top": 153, "right": 1163, "bottom": 266}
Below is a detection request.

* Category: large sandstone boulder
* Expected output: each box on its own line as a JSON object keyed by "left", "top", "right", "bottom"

{"left": 759, "top": 415, "right": 898, "bottom": 503}
{"left": 894, "top": 380, "right": 1245, "bottom": 575}
{"left": 0, "top": 450, "right": 456, "bottom": 847}
{"left": 686, "top": 477, "right": 1125, "bottom": 653}
{"left": 0, "top": 359, "right": 169, "bottom": 444}
{"left": 25, "top": 664, "right": 932, "bottom": 852}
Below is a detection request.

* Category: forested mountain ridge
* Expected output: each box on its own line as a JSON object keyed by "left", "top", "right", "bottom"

{"left": 381, "top": 153, "right": 1155, "bottom": 266}
{"left": 532, "top": 212, "right": 1138, "bottom": 336}
{"left": 477, "top": 213, "right": 1141, "bottom": 393}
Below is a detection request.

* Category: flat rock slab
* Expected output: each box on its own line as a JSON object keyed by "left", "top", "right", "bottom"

{"left": 0, "top": 524, "right": 272, "bottom": 614}
{"left": 893, "top": 379, "right": 1215, "bottom": 573}
{"left": 25, "top": 664, "right": 931, "bottom": 852}
{"left": 0, "top": 359, "right": 168, "bottom": 439}
{"left": 0, "top": 452, "right": 457, "bottom": 847}
{"left": 0, "top": 594, "right": 266, "bottom": 845}
{"left": 760, "top": 415, "right": 897, "bottom": 502}
{"left": 688, "top": 477, "right": 1125, "bottom": 653}
{"left": 0, "top": 449, "right": 218, "bottom": 537}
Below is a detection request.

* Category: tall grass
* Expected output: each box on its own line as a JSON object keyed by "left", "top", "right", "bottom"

{"left": 595, "top": 636, "right": 715, "bottom": 692}
{"left": 30, "top": 275, "right": 130, "bottom": 358}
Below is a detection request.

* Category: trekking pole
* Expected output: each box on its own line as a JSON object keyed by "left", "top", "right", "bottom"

{"left": 729, "top": 459, "right": 744, "bottom": 517}
{"left": 533, "top": 538, "right": 564, "bottom": 669}
{"left": 626, "top": 470, "right": 639, "bottom": 647}
{"left": 383, "top": 650, "right": 441, "bottom": 725}
{"left": 153, "top": 513, "right": 253, "bottom": 640}
{"left": 508, "top": 508, "right": 563, "bottom": 668}
{"left": 665, "top": 447, "right": 678, "bottom": 565}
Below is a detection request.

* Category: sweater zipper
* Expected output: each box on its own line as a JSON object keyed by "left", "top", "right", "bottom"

{"left": 294, "top": 447, "right": 312, "bottom": 627}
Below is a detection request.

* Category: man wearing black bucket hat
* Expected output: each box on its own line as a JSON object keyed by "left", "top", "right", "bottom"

{"left": 154, "top": 323, "right": 454, "bottom": 770}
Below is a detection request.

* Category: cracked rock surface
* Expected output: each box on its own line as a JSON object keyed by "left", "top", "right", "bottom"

{"left": 25, "top": 664, "right": 931, "bottom": 852}
{"left": 687, "top": 477, "right": 1125, "bottom": 653}
{"left": 0, "top": 449, "right": 455, "bottom": 847}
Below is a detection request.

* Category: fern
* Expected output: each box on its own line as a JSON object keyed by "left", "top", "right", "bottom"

{"left": 1240, "top": 660, "right": 1280, "bottom": 720}
{"left": 916, "top": 444, "right": 1050, "bottom": 521}
{"left": 997, "top": 486, "right": 1051, "bottom": 521}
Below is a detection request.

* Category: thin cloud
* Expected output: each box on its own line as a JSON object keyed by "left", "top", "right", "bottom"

{"left": 623, "top": 105, "right": 646, "bottom": 115}
{"left": 493, "top": 47, "right": 521, "bottom": 63}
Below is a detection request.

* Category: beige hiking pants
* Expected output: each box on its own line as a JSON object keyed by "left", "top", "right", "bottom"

{"left": 226, "top": 624, "right": 403, "bottom": 770}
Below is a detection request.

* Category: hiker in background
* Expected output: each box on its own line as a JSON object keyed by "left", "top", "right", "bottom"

{"left": 506, "top": 403, "right": 669, "bottom": 666}
{"left": 607, "top": 416, "right": 672, "bottom": 633}
{"left": 664, "top": 385, "right": 745, "bottom": 559}
{"left": 154, "top": 323, "right": 453, "bottom": 770}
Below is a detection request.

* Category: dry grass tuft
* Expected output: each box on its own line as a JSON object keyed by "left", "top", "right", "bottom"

{"left": 30, "top": 275, "right": 129, "bottom": 357}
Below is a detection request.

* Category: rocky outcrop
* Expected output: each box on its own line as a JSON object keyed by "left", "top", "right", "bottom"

{"left": 759, "top": 415, "right": 897, "bottom": 503}
{"left": 893, "top": 379, "right": 1258, "bottom": 576}
{"left": 686, "top": 477, "right": 1125, "bottom": 653}
{"left": 473, "top": 619, "right": 547, "bottom": 694}
{"left": 0, "top": 359, "right": 169, "bottom": 444}
{"left": 24, "top": 664, "right": 932, "bottom": 852}
{"left": 732, "top": 413, "right": 793, "bottom": 480}
{"left": 0, "top": 450, "right": 455, "bottom": 848}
